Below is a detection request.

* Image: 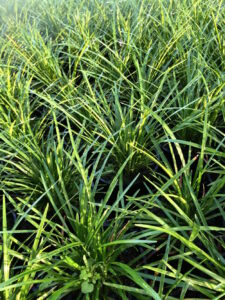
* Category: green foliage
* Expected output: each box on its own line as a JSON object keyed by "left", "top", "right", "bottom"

{"left": 0, "top": 0, "right": 225, "bottom": 299}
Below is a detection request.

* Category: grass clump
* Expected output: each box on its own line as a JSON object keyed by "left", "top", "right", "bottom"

{"left": 0, "top": 0, "right": 225, "bottom": 299}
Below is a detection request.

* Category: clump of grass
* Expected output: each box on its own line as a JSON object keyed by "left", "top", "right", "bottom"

{"left": 0, "top": 0, "right": 225, "bottom": 299}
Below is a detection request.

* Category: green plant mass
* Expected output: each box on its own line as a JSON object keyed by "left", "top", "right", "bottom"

{"left": 0, "top": 0, "right": 225, "bottom": 299}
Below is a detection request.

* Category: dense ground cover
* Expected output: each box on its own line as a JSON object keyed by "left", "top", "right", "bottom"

{"left": 0, "top": 0, "right": 225, "bottom": 299}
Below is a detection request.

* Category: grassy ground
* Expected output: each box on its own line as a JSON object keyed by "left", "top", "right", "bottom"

{"left": 0, "top": 0, "right": 225, "bottom": 299}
